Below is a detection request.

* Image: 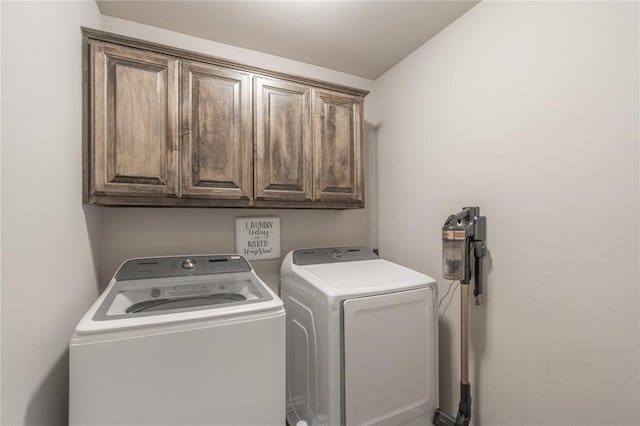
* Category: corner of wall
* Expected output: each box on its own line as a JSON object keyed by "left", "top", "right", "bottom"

{"left": 0, "top": 0, "right": 4, "bottom": 420}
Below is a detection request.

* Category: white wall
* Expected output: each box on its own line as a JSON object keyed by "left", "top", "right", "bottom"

{"left": 5, "top": 1, "right": 636, "bottom": 425}
{"left": 1, "top": 2, "right": 103, "bottom": 425}
{"left": 0, "top": 1, "right": 4, "bottom": 420}
{"left": 96, "top": 16, "right": 376, "bottom": 293}
{"left": 100, "top": 15, "right": 372, "bottom": 93}
{"left": 369, "top": 1, "right": 639, "bottom": 425}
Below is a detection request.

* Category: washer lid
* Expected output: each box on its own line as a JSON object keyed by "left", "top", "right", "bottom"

{"left": 74, "top": 255, "right": 283, "bottom": 335}
{"left": 94, "top": 272, "right": 273, "bottom": 321}
{"left": 293, "top": 258, "right": 436, "bottom": 305}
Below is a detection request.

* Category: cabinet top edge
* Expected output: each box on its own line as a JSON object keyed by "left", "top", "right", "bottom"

{"left": 81, "top": 27, "right": 370, "bottom": 97}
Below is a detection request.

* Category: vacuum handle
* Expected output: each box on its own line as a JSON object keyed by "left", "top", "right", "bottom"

{"left": 473, "top": 241, "right": 486, "bottom": 305}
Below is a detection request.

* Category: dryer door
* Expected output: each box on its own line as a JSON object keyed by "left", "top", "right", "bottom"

{"left": 343, "top": 287, "right": 436, "bottom": 426}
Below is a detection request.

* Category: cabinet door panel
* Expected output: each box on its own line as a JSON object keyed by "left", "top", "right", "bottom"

{"left": 91, "top": 41, "right": 178, "bottom": 197}
{"left": 254, "top": 77, "right": 312, "bottom": 201}
{"left": 181, "top": 61, "right": 251, "bottom": 200}
{"left": 313, "top": 90, "right": 364, "bottom": 205}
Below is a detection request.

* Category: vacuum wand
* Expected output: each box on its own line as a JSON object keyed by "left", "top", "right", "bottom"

{"left": 434, "top": 207, "right": 486, "bottom": 426}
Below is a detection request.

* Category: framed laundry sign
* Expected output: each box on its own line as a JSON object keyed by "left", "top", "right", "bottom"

{"left": 234, "top": 216, "right": 281, "bottom": 260}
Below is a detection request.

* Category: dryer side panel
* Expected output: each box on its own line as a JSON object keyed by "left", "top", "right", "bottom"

{"left": 285, "top": 289, "right": 319, "bottom": 423}
{"left": 343, "top": 287, "right": 436, "bottom": 426}
{"left": 282, "top": 281, "right": 341, "bottom": 426}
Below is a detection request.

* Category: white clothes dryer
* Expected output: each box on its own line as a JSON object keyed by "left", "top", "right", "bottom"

{"left": 281, "top": 247, "right": 438, "bottom": 426}
{"left": 69, "top": 254, "right": 285, "bottom": 426}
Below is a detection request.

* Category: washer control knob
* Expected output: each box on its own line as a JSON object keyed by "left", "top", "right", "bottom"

{"left": 182, "top": 259, "right": 196, "bottom": 269}
{"left": 332, "top": 249, "right": 342, "bottom": 259}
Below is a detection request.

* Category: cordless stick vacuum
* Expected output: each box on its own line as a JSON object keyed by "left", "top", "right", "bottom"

{"left": 433, "top": 207, "right": 486, "bottom": 426}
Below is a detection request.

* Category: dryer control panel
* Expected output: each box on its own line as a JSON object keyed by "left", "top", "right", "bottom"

{"left": 292, "top": 246, "right": 377, "bottom": 265}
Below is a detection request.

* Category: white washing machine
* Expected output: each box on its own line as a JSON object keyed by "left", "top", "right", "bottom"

{"left": 69, "top": 254, "right": 285, "bottom": 426}
{"left": 281, "top": 247, "right": 438, "bottom": 426}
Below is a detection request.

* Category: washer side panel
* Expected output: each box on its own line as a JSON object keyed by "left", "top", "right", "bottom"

{"left": 69, "top": 313, "right": 285, "bottom": 426}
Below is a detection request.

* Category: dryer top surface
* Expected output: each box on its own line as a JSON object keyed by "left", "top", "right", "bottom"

{"left": 304, "top": 259, "right": 429, "bottom": 288}
{"left": 289, "top": 257, "right": 436, "bottom": 305}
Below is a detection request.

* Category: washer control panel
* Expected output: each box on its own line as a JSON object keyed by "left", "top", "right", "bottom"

{"left": 115, "top": 255, "right": 252, "bottom": 281}
{"left": 292, "top": 247, "right": 377, "bottom": 265}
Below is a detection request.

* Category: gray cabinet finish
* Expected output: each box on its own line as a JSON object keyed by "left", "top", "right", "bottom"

{"left": 83, "top": 28, "right": 367, "bottom": 209}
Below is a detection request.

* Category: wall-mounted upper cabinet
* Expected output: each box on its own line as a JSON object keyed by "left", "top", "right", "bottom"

{"left": 83, "top": 28, "right": 368, "bottom": 209}
{"left": 313, "top": 89, "right": 364, "bottom": 204}
{"left": 89, "top": 41, "right": 179, "bottom": 200}
{"left": 180, "top": 60, "right": 252, "bottom": 202}
{"left": 254, "top": 77, "right": 312, "bottom": 203}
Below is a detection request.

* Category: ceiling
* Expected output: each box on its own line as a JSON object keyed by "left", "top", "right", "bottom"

{"left": 96, "top": 1, "right": 478, "bottom": 80}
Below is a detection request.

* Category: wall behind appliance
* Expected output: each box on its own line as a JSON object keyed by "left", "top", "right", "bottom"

{"left": 99, "top": 208, "right": 372, "bottom": 291}
{"left": 96, "top": 16, "right": 377, "bottom": 292}
{"left": 369, "top": 1, "right": 639, "bottom": 425}
{"left": 1, "top": 2, "right": 103, "bottom": 425}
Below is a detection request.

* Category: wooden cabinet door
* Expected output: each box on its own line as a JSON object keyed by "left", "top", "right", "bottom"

{"left": 90, "top": 41, "right": 178, "bottom": 198}
{"left": 312, "top": 89, "right": 364, "bottom": 206}
{"left": 180, "top": 61, "right": 252, "bottom": 200}
{"left": 254, "top": 77, "right": 312, "bottom": 201}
